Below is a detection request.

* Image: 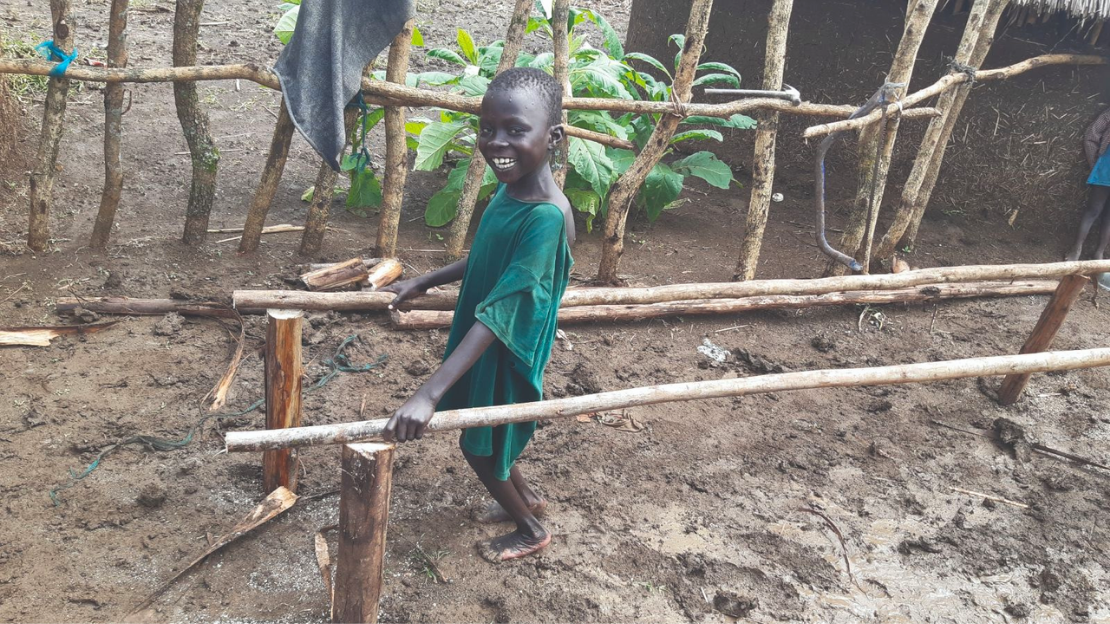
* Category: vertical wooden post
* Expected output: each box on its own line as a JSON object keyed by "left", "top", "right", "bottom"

{"left": 90, "top": 0, "right": 129, "bottom": 249}
{"left": 375, "top": 19, "right": 415, "bottom": 259}
{"left": 444, "top": 0, "right": 534, "bottom": 261}
{"left": 239, "top": 100, "right": 295, "bottom": 254}
{"left": 262, "top": 309, "right": 304, "bottom": 493}
{"left": 734, "top": 0, "right": 794, "bottom": 281}
{"left": 173, "top": 0, "right": 220, "bottom": 246}
{"left": 997, "top": 274, "right": 1088, "bottom": 405}
{"left": 596, "top": 0, "right": 714, "bottom": 285}
{"left": 27, "top": 0, "right": 74, "bottom": 252}
{"left": 551, "top": 0, "right": 572, "bottom": 189}
{"left": 300, "top": 106, "right": 359, "bottom": 256}
{"left": 333, "top": 442, "right": 396, "bottom": 624}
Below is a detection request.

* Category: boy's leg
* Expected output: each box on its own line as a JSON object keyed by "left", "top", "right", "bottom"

{"left": 461, "top": 446, "right": 550, "bottom": 561}
{"left": 473, "top": 465, "right": 547, "bottom": 524}
{"left": 1066, "top": 185, "right": 1110, "bottom": 261}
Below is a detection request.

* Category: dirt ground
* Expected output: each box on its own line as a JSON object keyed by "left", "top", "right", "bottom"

{"left": 2, "top": 1, "right": 1110, "bottom": 622}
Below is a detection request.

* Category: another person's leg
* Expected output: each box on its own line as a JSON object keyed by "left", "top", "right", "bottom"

{"left": 1066, "top": 185, "right": 1110, "bottom": 261}
{"left": 474, "top": 464, "right": 547, "bottom": 523}
{"left": 461, "top": 443, "right": 550, "bottom": 561}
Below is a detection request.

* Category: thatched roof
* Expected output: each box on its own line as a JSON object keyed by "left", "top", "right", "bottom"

{"left": 1011, "top": 0, "right": 1110, "bottom": 21}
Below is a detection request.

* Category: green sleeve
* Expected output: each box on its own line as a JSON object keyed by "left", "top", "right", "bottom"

{"left": 474, "top": 204, "right": 565, "bottom": 369}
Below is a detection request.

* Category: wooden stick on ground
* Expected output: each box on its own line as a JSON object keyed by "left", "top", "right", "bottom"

{"left": 90, "top": 0, "right": 130, "bottom": 249}
{"left": 390, "top": 281, "right": 1059, "bottom": 329}
{"left": 735, "top": 0, "right": 795, "bottom": 281}
{"left": 376, "top": 19, "right": 415, "bottom": 259}
{"left": 444, "top": 0, "right": 533, "bottom": 261}
{"left": 55, "top": 296, "right": 238, "bottom": 318}
{"left": 333, "top": 443, "right": 395, "bottom": 624}
{"left": 364, "top": 258, "right": 403, "bottom": 291}
{"left": 239, "top": 100, "right": 295, "bottom": 253}
{"left": 262, "top": 309, "right": 304, "bottom": 493}
{"left": 226, "top": 347, "right": 1110, "bottom": 452}
{"left": 949, "top": 487, "right": 1028, "bottom": 509}
{"left": 27, "top": 0, "right": 74, "bottom": 253}
{"left": 205, "top": 308, "right": 245, "bottom": 412}
{"left": 0, "top": 322, "right": 117, "bottom": 347}
{"left": 596, "top": 0, "right": 714, "bottom": 284}
{"left": 217, "top": 224, "right": 303, "bottom": 244}
{"left": 173, "top": 0, "right": 220, "bottom": 246}
{"left": 997, "top": 274, "right": 1088, "bottom": 405}
{"left": 301, "top": 257, "right": 373, "bottom": 291}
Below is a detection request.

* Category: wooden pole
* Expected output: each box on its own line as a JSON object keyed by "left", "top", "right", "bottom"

{"left": 735, "top": 0, "right": 794, "bottom": 281}
{"left": 375, "top": 19, "right": 415, "bottom": 259}
{"left": 239, "top": 100, "right": 295, "bottom": 253}
{"left": 90, "top": 0, "right": 129, "bottom": 249}
{"left": 231, "top": 259, "right": 1110, "bottom": 313}
{"left": 56, "top": 296, "right": 238, "bottom": 318}
{"left": 997, "top": 274, "right": 1088, "bottom": 405}
{"left": 300, "top": 107, "right": 359, "bottom": 256}
{"left": 390, "top": 281, "right": 1057, "bottom": 329}
{"left": 27, "top": 0, "right": 74, "bottom": 252}
{"left": 227, "top": 347, "right": 1110, "bottom": 452}
{"left": 596, "top": 0, "right": 715, "bottom": 284}
{"left": 173, "top": 0, "right": 220, "bottom": 246}
{"left": 333, "top": 442, "right": 395, "bottom": 624}
{"left": 444, "top": 0, "right": 534, "bottom": 261}
{"left": 262, "top": 309, "right": 304, "bottom": 493}
{"left": 551, "top": 0, "right": 572, "bottom": 188}
{"left": 825, "top": 0, "right": 940, "bottom": 277}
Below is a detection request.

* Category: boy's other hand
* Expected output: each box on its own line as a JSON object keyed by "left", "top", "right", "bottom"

{"left": 381, "top": 277, "right": 429, "bottom": 311}
{"left": 383, "top": 392, "right": 436, "bottom": 442}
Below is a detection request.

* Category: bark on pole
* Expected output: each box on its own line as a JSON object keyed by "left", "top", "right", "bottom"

{"left": 239, "top": 99, "right": 295, "bottom": 253}
{"left": 375, "top": 19, "right": 414, "bottom": 258}
{"left": 90, "top": 0, "right": 130, "bottom": 249}
{"left": 262, "top": 309, "right": 304, "bottom": 493}
{"left": 227, "top": 347, "right": 1110, "bottom": 452}
{"left": 173, "top": 0, "right": 219, "bottom": 246}
{"left": 734, "top": 0, "right": 794, "bottom": 281}
{"left": 56, "top": 296, "right": 239, "bottom": 318}
{"left": 300, "top": 107, "right": 359, "bottom": 256}
{"left": 27, "top": 0, "right": 74, "bottom": 253}
{"left": 552, "top": 0, "right": 572, "bottom": 188}
{"left": 444, "top": 0, "right": 533, "bottom": 261}
{"left": 333, "top": 442, "right": 395, "bottom": 624}
{"left": 596, "top": 0, "right": 714, "bottom": 285}
{"left": 997, "top": 274, "right": 1088, "bottom": 405}
{"left": 825, "top": 0, "right": 940, "bottom": 277}
{"left": 875, "top": 0, "right": 1008, "bottom": 260}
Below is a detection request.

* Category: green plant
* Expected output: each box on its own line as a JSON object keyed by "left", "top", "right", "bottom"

{"left": 2, "top": 33, "right": 50, "bottom": 100}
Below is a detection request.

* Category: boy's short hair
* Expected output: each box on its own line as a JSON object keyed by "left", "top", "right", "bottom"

{"left": 485, "top": 67, "right": 564, "bottom": 127}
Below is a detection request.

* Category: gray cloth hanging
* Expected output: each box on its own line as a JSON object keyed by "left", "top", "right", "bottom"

{"left": 274, "top": 0, "right": 414, "bottom": 171}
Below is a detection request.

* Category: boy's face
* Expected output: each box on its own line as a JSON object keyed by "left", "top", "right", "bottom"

{"left": 478, "top": 88, "right": 556, "bottom": 185}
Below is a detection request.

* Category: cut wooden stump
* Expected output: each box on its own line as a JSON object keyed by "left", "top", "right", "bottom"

{"left": 301, "top": 257, "right": 374, "bottom": 292}
{"left": 333, "top": 443, "right": 395, "bottom": 624}
{"left": 364, "top": 258, "right": 403, "bottom": 291}
{"left": 263, "top": 309, "right": 304, "bottom": 493}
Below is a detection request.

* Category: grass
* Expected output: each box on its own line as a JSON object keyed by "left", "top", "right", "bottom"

{"left": 1, "top": 32, "right": 50, "bottom": 102}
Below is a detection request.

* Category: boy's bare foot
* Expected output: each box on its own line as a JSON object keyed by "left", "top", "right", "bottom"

{"left": 473, "top": 498, "right": 547, "bottom": 524}
{"left": 478, "top": 529, "right": 551, "bottom": 563}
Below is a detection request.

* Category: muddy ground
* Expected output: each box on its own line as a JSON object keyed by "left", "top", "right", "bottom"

{"left": 2, "top": 0, "right": 1110, "bottom": 622}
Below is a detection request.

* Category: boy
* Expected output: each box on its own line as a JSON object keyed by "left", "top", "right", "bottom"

{"left": 1066, "top": 106, "right": 1110, "bottom": 265}
{"left": 382, "top": 67, "right": 575, "bottom": 562}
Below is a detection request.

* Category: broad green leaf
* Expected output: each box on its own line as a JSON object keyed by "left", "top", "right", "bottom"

{"left": 340, "top": 153, "right": 370, "bottom": 172}
{"left": 425, "top": 188, "right": 461, "bottom": 227}
{"left": 630, "top": 116, "right": 656, "bottom": 150}
{"left": 413, "top": 71, "right": 459, "bottom": 86}
{"left": 274, "top": 5, "right": 299, "bottom": 44}
{"left": 567, "top": 137, "right": 615, "bottom": 199}
{"left": 605, "top": 147, "right": 636, "bottom": 175}
{"left": 477, "top": 43, "right": 504, "bottom": 77}
{"left": 623, "top": 52, "right": 671, "bottom": 79}
{"left": 696, "top": 61, "right": 741, "bottom": 81}
{"left": 671, "top": 151, "right": 733, "bottom": 189}
{"left": 405, "top": 118, "right": 432, "bottom": 135}
{"left": 358, "top": 108, "right": 386, "bottom": 134}
{"left": 526, "top": 16, "right": 553, "bottom": 37}
{"left": 682, "top": 114, "right": 757, "bottom": 130}
{"left": 583, "top": 10, "right": 623, "bottom": 59}
{"left": 639, "top": 163, "right": 683, "bottom": 222}
{"left": 571, "top": 57, "right": 634, "bottom": 100}
{"left": 692, "top": 73, "right": 740, "bottom": 88}
{"left": 670, "top": 129, "right": 724, "bottom": 144}
{"left": 413, "top": 121, "right": 468, "bottom": 171}
{"left": 347, "top": 169, "right": 383, "bottom": 210}
{"left": 565, "top": 188, "right": 601, "bottom": 232}
{"left": 428, "top": 48, "right": 467, "bottom": 66}
{"left": 406, "top": 137, "right": 420, "bottom": 151}
{"left": 411, "top": 25, "right": 424, "bottom": 47}
{"left": 457, "top": 29, "right": 478, "bottom": 64}
{"left": 301, "top": 185, "right": 314, "bottom": 202}
{"left": 669, "top": 34, "right": 686, "bottom": 73}
{"left": 458, "top": 75, "right": 490, "bottom": 97}
{"left": 523, "top": 52, "right": 554, "bottom": 70}
{"left": 568, "top": 111, "right": 628, "bottom": 140}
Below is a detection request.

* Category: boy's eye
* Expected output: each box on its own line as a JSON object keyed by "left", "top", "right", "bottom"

{"left": 479, "top": 127, "right": 492, "bottom": 136}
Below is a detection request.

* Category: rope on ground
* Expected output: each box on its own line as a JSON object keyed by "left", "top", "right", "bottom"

{"left": 35, "top": 40, "right": 78, "bottom": 77}
{"left": 49, "top": 335, "right": 388, "bottom": 505}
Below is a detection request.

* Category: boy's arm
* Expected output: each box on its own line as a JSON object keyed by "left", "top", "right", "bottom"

{"left": 383, "top": 321, "right": 497, "bottom": 442}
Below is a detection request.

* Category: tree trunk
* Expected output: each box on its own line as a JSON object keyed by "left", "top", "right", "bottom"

{"left": 596, "top": 0, "right": 714, "bottom": 284}
{"left": 239, "top": 100, "right": 294, "bottom": 253}
{"left": 299, "top": 108, "right": 359, "bottom": 256}
{"left": 173, "top": 0, "right": 219, "bottom": 246}
{"left": 735, "top": 0, "right": 794, "bottom": 281}
{"left": 27, "top": 0, "right": 74, "bottom": 252}
{"left": 875, "top": 0, "right": 1009, "bottom": 259}
{"left": 551, "top": 0, "right": 572, "bottom": 188}
{"left": 375, "top": 20, "right": 414, "bottom": 258}
{"left": 444, "top": 0, "right": 533, "bottom": 261}
{"left": 90, "top": 0, "right": 130, "bottom": 249}
{"left": 824, "top": 0, "right": 940, "bottom": 277}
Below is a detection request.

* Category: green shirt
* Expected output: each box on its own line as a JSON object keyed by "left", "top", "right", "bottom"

{"left": 438, "top": 185, "right": 573, "bottom": 480}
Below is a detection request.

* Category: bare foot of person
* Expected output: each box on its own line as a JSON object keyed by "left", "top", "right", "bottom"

{"left": 478, "top": 528, "right": 551, "bottom": 563}
{"left": 473, "top": 498, "right": 547, "bottom": 524}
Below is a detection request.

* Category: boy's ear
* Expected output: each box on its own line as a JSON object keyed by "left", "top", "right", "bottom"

{"left": 549, "top": 123, "right": 566, "bottom": 146}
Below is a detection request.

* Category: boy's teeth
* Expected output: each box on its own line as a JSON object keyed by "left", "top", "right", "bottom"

{"left": 492, "top": 158, "right": 516, "bottom": 169}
